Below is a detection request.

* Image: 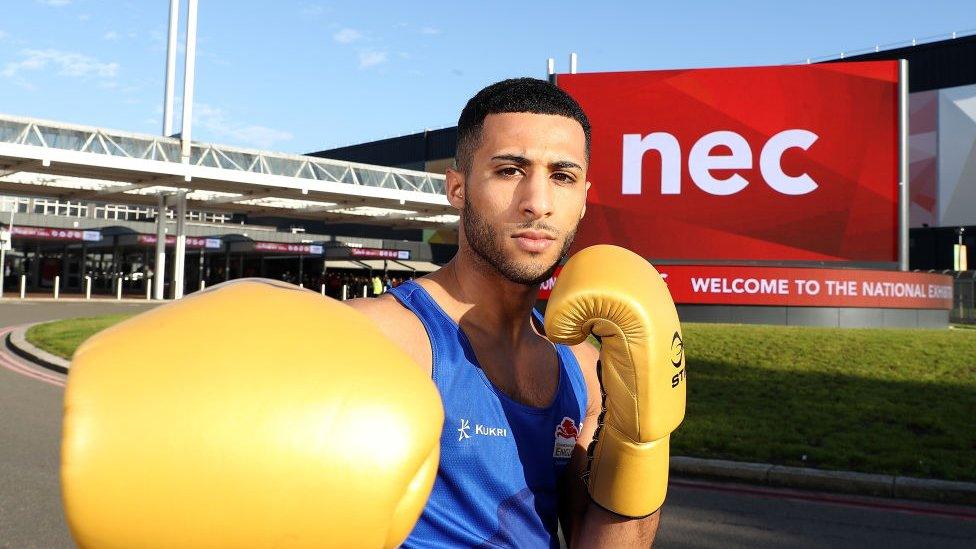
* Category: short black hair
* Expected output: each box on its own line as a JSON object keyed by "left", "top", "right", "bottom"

{"left": 455, "top": 77, "right": 591, "bottom": 172}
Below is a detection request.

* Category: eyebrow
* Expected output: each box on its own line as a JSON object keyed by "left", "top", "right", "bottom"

{"left": 490, "top": 154, "right": 531, "bottom": 166}
{"left": 490, "top": 155, "right": 583, "bottom": 172}
{"left": 550, "top": 160, "right": 583, "bottom": 172}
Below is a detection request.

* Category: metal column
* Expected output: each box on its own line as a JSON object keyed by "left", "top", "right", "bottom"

{"left": 298, "top": 251, "right": 304, "bottom": 286}
{"left": 154, "top": 193, "right": 168, "bottom": 300}
{"left": 180, "top": 0, "right": 199, "bottom": 162}
{"left": 0, "top": 209, "right": 14, "bottom": 298}
{"left": 60, "top": 244, "right": 68, "bottom": 291}
{"left": 162, "top": 0, "right": 179, "bottom": 136}
{"left": 198, "top": 248, "right": 205, "bottom": 291}
{"left": 110, "top": 236, "right": 119, "bottom": 295}
{"left": 172, "top": 191, "right": 187, "bottom": 299}
{"left": 81, "top": 241, "right": 88, "bottom": 288}
{"left": 143, "top": 248, "right": 149, "bottom": 294}
{"left": 898, "top": 59, "right": 910, "bottom": 271}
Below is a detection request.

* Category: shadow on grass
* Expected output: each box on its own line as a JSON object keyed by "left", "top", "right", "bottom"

{"left": 671, "top": 356, "right": 976, "bottom": 482}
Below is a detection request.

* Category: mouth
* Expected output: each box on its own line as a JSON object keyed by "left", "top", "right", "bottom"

{"left": 511, "top": 230, "right": 556, "bottom": 253}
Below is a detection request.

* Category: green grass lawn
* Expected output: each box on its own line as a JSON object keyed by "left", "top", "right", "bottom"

{"left": 26, "top": 315, "right": 976, "bottom": 482}
{"left": 674, "top": 324, "right": 976, "bottom": 482}
{"left": 25, "top": 314, "right": 135, "bottom": 360}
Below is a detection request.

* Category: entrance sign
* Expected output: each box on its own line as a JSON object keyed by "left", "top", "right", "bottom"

{"left": 539, "top": 265, "right": 952, "bottom": 310}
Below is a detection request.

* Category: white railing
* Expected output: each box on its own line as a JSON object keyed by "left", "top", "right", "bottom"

{"left": 797, "top": 27, "right": 976, "bottom": 65}
{"left": 0, "top": 114, "right": 446, "bottom": 196}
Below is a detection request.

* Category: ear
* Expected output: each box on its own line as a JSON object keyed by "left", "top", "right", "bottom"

{"left": 580, "top": 180, "right": 591, "bottom": 219}
{"left": 445, "top": 167, "right": 465, "bottom": 210}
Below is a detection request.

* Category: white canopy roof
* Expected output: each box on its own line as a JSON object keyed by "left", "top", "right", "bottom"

{"left": 0, "top": 114, "right": 458, "bottom": 230}
{"left": 393, "top": 260, "right": 442, "bottom": 273}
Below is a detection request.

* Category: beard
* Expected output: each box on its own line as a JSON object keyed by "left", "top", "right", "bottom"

{"left": 462, "top": 195, "right": 578, "bottom": 286}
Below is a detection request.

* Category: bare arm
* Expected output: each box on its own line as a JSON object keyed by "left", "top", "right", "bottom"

{"left": 559, "top": 342, "right": 660, "bottom": 548}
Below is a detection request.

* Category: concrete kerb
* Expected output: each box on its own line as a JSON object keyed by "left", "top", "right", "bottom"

{"left": 5, "top": 324, "right": 70, "bottom": 374}
{"left": 1, "top": 297, "right": 161, "bottom": 303}
{"left": 6, "top": 325, "right": 975, "bottom": 508}
{"left": 671, "top": 456, "right": 976, "bottom": 506}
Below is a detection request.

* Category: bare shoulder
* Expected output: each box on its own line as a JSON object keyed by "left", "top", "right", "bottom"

{"left": 345, "top": 294, "right": 408, "bottom": 325}
{"left": 345, "top": 295, "right": 432, "bottom": 374}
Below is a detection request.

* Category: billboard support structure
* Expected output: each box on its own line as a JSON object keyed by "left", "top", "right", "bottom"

{"left": 899, "top": 59, "right": 910, "bottom": 271}
{"left": 180, "top": 0, "right": 199, "bottom": 162}
{"left": 162, "top": 0, "right": 179, "bottom": 137}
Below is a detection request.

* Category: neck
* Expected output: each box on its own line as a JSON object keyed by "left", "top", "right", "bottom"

{"left": 428, "top": 245, "right": 544, "bottom": 345}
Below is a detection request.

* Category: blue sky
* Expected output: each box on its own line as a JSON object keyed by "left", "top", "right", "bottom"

{"left": 0, "top": 1, "right": 972, "bottom": 155}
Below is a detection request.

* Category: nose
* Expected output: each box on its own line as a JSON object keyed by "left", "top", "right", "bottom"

{"left": 517, "top": 170, "right": 554, "bottom": 220}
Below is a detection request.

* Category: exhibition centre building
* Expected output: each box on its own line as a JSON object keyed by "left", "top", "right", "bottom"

{"left": 0, "top": 115, "right": 456, "bottom": 299}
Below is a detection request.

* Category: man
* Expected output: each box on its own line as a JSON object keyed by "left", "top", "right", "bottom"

{"left": 348, "top": 78, "right": 659, "bottom": 547}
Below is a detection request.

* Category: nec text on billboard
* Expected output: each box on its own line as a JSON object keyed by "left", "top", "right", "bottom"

{"left": 558, "top": 61, "right": 900, "bottom": 263}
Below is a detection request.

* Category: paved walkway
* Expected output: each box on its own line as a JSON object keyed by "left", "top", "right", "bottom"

{"left": 1, "top": 301, "right": 974, "bottom": 547}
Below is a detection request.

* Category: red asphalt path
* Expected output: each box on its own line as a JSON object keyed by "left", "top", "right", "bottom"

{"left": 671, "top": 478, "right": 976, "bottom": 521}
{"left": 0, "top": 326, "right": 66, "bottom": 388}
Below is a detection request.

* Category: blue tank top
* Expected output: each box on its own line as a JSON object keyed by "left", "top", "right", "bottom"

{"left": 390, "top": 281, "right": 588, "bottom": 549}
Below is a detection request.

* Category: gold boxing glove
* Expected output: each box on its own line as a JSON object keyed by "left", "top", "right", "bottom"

{"left": 62, "top": 279, "right": 443, "bottom": 548}
{"left": 544, "top": 245, "right": 686, "bottom": 518}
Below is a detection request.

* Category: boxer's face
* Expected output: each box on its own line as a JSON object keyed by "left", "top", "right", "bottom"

{"left": 447, "top": 112, "right": 589, "bottom": 286}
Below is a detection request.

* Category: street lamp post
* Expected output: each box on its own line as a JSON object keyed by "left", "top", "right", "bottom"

{"left": 0, "top": 209, "right": 15, "bottom": 298}
{"left": 956, "top": 227, "right": 966, "bottom": 271}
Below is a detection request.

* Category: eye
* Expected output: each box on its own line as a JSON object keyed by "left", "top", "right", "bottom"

{"left": 496, "top": 166, "right": 523, "bottom": 178}
{"left": 552, "top": 172, "right": 577, "bottom": 184}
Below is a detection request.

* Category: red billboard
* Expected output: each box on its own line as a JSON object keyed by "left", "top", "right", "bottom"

{"left": 538, "top": 266, "right": 952, "bottom": 310}
{"left": 558, "top": 61, "right": 901, "bottom": 263}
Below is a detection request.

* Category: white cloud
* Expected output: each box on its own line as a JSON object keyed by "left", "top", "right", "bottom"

{"left": 0, "top": 31, "right": 8, "bottom": 41}
{"left": 333, "top": 28, "right": 362, "bottom": 44}
{"left": 1, "top": 49, "right": 118, "bottom": 79}
{"left": 420, "top": 27, "right": 441, "bottom": 35}
{"left": 36, "top": 0, "right": 72, "bottom": 6}
{"left": 358, "top": 50, "right": 387, "bottom": 69}
{"left": 103, "top": 30, "right": 120, "bottom": 41}
{"left": 301, "top": 3, "right": 328, "bottom": 16}
{"left": 192, "top": 103, "right": 293, "bottom": 149}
